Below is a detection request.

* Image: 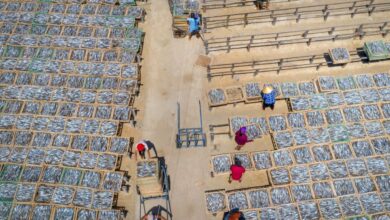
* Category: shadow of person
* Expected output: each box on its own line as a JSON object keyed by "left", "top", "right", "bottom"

{"left": 146, "top": 205, "right": 172, "bottom": 218}
{"left": 145, "top": 140, "right": 158, "bottom": 158}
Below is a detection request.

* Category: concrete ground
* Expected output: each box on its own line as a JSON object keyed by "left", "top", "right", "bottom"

{"left": 117, "top": 0, "right": 390, "bottom": 219}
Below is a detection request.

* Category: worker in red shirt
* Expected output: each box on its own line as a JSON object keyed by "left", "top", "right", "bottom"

{"left": 133, "top": 140, "right": 158, "bottom": 161}
{"left": 235, "top": 127, "right": 253, "bottom": 150}
{"left": 229, "top": 158, "right": 246, "bottom": 183}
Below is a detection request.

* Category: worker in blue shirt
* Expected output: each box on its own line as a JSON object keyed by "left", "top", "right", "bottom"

{"left": 187, "top": 12, "right": 200, "bottom": 39}
{"left": 261, "top": 86, "right": 276, "bottom": 110}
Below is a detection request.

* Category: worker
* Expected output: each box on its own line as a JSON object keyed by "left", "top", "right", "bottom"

{"left": 134, "top": 140, "right": 158, "bottom": 161}
{"left": 228, "top": 157, "right": 246, "bottom": 183}
{"left": 187, "top": 12, "right": 201, "bottom": 39}
{"left": 235, "top": 126, "right": 252, "bottom": 150}
{"left": 223, "top": 208, "right": 245, "bottom": 220}
{"left": 141, "top": 213, "right": 167, "bottom": 220}
{"left": 255, "top": 0, "right": 269, "bottom": 9}
{"left": 261, "top": 86, "right": 276, "bottom": 110}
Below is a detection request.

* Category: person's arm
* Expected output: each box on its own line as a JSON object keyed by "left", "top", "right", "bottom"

{"left": 158, "top": 215, "right": 167, "bottom": 220}
{"left": 147, "top": 149, "right": 151, "bottom": 159}
{"left": 134, "top": 151, "right": 137, "bottom": 161}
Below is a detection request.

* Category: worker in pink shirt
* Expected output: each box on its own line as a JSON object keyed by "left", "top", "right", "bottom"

{"left": 235, "top": 127, "right": 253, "bottom": 150}
{"left": 229, "top": 157, "right": 246, "bottom": 183}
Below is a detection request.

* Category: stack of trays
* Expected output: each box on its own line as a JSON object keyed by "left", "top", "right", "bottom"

{"left": 136, "top": 159, "right": 162, "bottom": 196}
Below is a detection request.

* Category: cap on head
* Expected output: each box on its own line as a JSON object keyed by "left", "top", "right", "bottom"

{"left": 137, "top": 143, "right": 145, "bottom": 152}
{"left": 262, "top": 86, "right": 274, "bottom": 94}
{"left": 239, "top": 126, "right": 246, "bottom": 134}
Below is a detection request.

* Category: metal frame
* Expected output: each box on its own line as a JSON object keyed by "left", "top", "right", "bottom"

{"left": 139, "top": 158, "right": 172, "bottom": 220}
{"left": 176, "top": 100, "right": 207, "bottom": 148}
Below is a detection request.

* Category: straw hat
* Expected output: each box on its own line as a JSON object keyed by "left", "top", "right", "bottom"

{"left": 262, "top": 86, "right": 274, "bottom": 94}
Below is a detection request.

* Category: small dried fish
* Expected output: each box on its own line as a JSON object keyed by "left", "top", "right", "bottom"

{"left": 359, "top": 193, "right": 384, "bottom": 214}
{"left": 15, "top": 184, "right": 35, "bottom": 202}
{"left": 298, "top": 81, "right": 316, "bottom": 95}
{"left": 328, "top": 125, "right": 349, "bottom": 142}
{"left": 339, "top": 195, "right": 363, "bottom": 216}
{"left": 35, "top": 185, "right": 55, "bottom": 203}
{"left": 242, "top": 210, "right": 258, "bottom": 220}
{"left": 365, "top": 121, "right": 384, "bottom": 137}
{"left": 248, "top": 189, "right": 269, "bottom": 208}
{"left": 268, "top": 115, "right": 287, "bottom": 132}
{"left": 280, "top": 82, "right": 299, "bottom": 97}
{"left": 331, "top": 48, "right": 350, "bottom": 61}
{"left": 92, "top": 191, "right": 113, "bottom": 209}
{"left": 290, "top": 97, "right": 310, "bottom": 111}
{"left": 361, "top": 88, "right": 381, "bottom": 103}
{"left": 103, "top": 172, "right": 123, "bottom": 192}
{"left": 73, "top": 188, "right": 93, "bottom": 208}
{"left": 271, "top": 168, "right": 290, "bottom": 185}
{"left": 54, "top": 207, "right": 74, "bottom": 220}
{"left": 309, "top": 128, "right": 330, "bottom": 144}
{"left": 355, "top": 74, "right": 375, "bottom": 88}
{"left": 343, "top": 90, "right": 363, "bottom": 105}
{"left": 32, "top": 205, "right": 51, "bottom": 220}
{"left": 309, "top": 163, "right": 330, "bottom": 181}
{"left": 273, "top": 150, "right": 293, "bottom": 166}
{"left": 228, "top": 192, "right": 248, "bottom": 210}
{"left": 81, "top": 171, "right": 101, "bottom": 189}
{"left": 347, "top": 159, "right": 368, "bottom": 176}
{"left": 245, "top": 82, "right": 261, "bottom": 99}
{"left": 42, "top": 166, "right": 62, "bottom": 183}
{"left": 292, "top": 128, "right": 311, "bottom": 146}
{"left": 246, "top": 123, "right": 262, "bottom": 140}
{"left": 52, "top": 186, "right": 75, "bottom": 205}
{"left": 343, "top": 106, "right": 363, "bottom": 122}
{"left": 354, "top": 177, "right": 376, "bottom": 193}
{"left": 366, "top": 157, "right": 388, "bottom": 175}
{"left": 270, "top": 187, "right": 291, "bottom": 205}
{"left": 326, "top": 92, "right": 345, "bottom": 106}
{"left": 279, "top": 204, "right": 299, "bottom": 220}
{"left": 274, "top": 131, "right": 293, "bottom": 149}
{"left": 325, "top": 108, "right": 344, "bottom": 125}
{"left": 306, "top": 111, "right": 325, "bottom": 127}
{"left": 292, "top": 147, "right": 313, "bottom": 164}
{"left": 312, "top": 182, "right": 334, "bottom": 199}
{"left": 333, "top": 179, "right": 355, "bottom": 196}
{"left": 233, "top": 153, "right": 252, "bottom": 169}
{"left": 212, "top": 155, "right": 231, "bottom": 173}
{"left": 290, "top": 166, "right": 310, "bottom": 184}
{"left": 327, "top": 161, "right": 348, "bottom": 179}
{"left": 77, "top": 209, "right": 96, "bottom": 220}
{"left": 375, "top": 175, "right": 390, "bottom": 192}
{"left": 318, "top": 76, "right": 338, "bottom": 91}
{"left": 0, "top": 183, "right": 17, "bottom": 201}
{"left": 319, "top": 199, "right": 342, "bottom": 219}
{"left": 332, "top": 143, "right": 353, "bottom": 159}
{"left": 370, "top": 137, "right": 390, "bottom": 154}
{"left": 287, "top": 113, "right": 306, "bottom": 128}
{"left": 298, "top": 202, "right": 320, "bottom": 220}
{"left": 352, "top": 140, "right": 373, "bottom": 157}
{"left": 230, "top": 116, "right": 248, "bottom": 133}
{"left": 61, "top": 169, "right": 82, "bottom": 185}
{"left": 337, "top": 76, "right": 356, "bottom": 90}
{"left": 252, "top": 152, "right": 272, "bottom": 170}
{"left": 206, "top": 192, "right": 226, "bottom": 213}
{"left": 11, "top": 204, "right": 32, "bottom": 220}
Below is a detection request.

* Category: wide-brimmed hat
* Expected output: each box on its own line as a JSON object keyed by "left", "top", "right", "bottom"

{"left": 262, "top": 86, "right": 274, "bottom": 94}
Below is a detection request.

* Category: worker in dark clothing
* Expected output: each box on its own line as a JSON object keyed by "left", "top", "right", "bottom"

{"left": 255, "top": 0, "right": 269, "bottom": 9}
{"left": 235, "top": 127, "right": 253, "bottom": 150}
{"left": 229, "top": 157, "right": 246, "bottom": 183}
{"left": 223, "top": 208, "right": 245, "bottom": 220}
{"left": 261, "top": 86, "right": 276, "bottom": 110}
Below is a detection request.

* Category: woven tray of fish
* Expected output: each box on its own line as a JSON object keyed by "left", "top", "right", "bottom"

{"left": 32, "top": 132, "right": 52, "bottom": 147}
{"left": 248, "top": 117, "right": 269, "bottom": 135}
{"left": 319, "top": 199, "right": 342, "bottom": 219}
{"left": 309, "top": 94, "right": 328, "bottom": 110}
{"left": 79, "top": 153, "right": 98, "bottom": 169}
{"left": 383, "top": 120, "right": 390, "bottom": 134}
{"left": 290, "top": 166, "right": 310, "bottom": 184}
{"left": 35, "top": 185, "right": 55, "bottom": 203}
{"left": 347, "top": 123, "right": 366, "bottom": 139}
{"left": 378, "top": 88, "right": 390, "bottom": 102}
{"left": 90, "top": 137, "right": 109, "bottom": 152}
{"left": 271, "top": 168, "right": 290, "bottom": 185}
{"left": 290, "top": 97, "right": 310, "bottom": 111}
{"left": 252, "top": 152, "right": 272, "bottom": 170}
{"left": 81, "top": 171, "right": 101, "bottom": 189}
{"left": 325, "top": 108, "right": 344, "bottom": 125}
{"left": 381, "top": 103, "right": 390, "bottom": 118}
{"left": 339, "top": 195, "right": 363, "bottom": 216}
{"left": 273, "top": 131, "right": 294, "bottom": 149}
{"left": 360, "top": 193, "right": 384, "bottom": 214}
{"left": 273, "top": 150, "right": 293, "bottom": 167}
{"left": 0, "top": 147, "right": 11, "bottom": 162}
{"left": 268, "top": 115, "right": 287, "bottom": 132}
{"left": 332, "top": 143, "right": 353, "bottom": 159}
{"left": 270, "top": 187, "right": 291, "bottom": 205}
{"left": 298, "top": 81, "right": 317, "bottom": 95}
{"left": 317, "top": 76, "right": 338, "bottom": 92}
{"left": 244, "top": 82, "right": 261, "bottom": 100}
{"left": 375, "top": 175, "right": 390, "bottom": 192}
{"left": 310, "top": 128, "right": 330, "bottom": 144}
{"left": 260, "top": 208, "right": 278, "bottom": 220}
{"left": 343, "top": 91, "right": 362, "bottom": 106}
{"left": 77, "top": 209, "right": 96, "bottom": 220}
{"left": 0, "top": 131, "right": 13, "bottom": 146}
{"left": 263, "top": 83, "right": 281, "bottom": 97}
{"left": 373, "top": 72, "right": 390, "bottom": 87}
{"left": 354, "top": 177, "right": 376, "bottom": 193}
{"left": 347, "top": 159, "right": 368, "bottom": 176}
{"left": 366, "top": 157, "right": 388, "bottom": 174}
{"left": 309, "top": 163, "right": 330, "bottom": 181}
{"left": 98, "top": 210, "right": 121, "bottom": 220}
{"left": 21, "top": 166, "right": 41, "bottom": 182}
{"left": 333, "top": 179, "right": 355, "bottom": 196}
{"left": 54, "top": 207, "right": 74, "bottom": 220}
{"left": 365, "top": 121, "right": 384, "bottom": 137}
{"left": 97, "top": 154, "right": 117, "bottom": 170}
{"left": 1, "top": 164, "right": 22, "bottom": 181}
{"left": 71, "top": 135, "right": 89, "bottom": 151}
{"left": 312, "top": 145, "right": 333, "bottom": 161}
{"left": 61, "top": 169, "right": 82, "bottom": 186}
{"left": 47, "top": 118, "right": 65, "bottom": 133}
{"left": 8, "top": 148, "right": 28, "bottom": 164}
{"left": 330, "top": 48, "right": 350, "bottom": 64}
{"left": 292, "top": 128, "right": 311, "bottom": 146}
{"left": 364, "top": 40, "right": 389, "bottom": 61}
{"left": 327, "top": 161, "right": 348, "bottom": 179}
{"left": 45, "top": 149, "right": 64, "bottom": 165}
{"left": 83, "top": 119, "right": 100, "bottom": 134}
{"left": 326, "top": 92, "right": 345, "bottom": 107}
{"left": 103, "top": 172, "right": 123, "bottom": 191}
{"left": 245, "top": 123, "right": 262, "bottom": 140}
{"left": 355, "top": 74, "right": 375, "bottom": 88}
{"left": 137, "top": 160, "right": 157, "bottom": 178}
{"left": 205, "top": 192, "right": 226, "bottom": 213}
{"left": 109, "top": 137, "right": 129, "bottom": 153}
{"left": 292, "top": 147, "right": 313, "bottom": 164}
{"left": 212, "top": 155, "right": 231, "bottom": 174}
{"left": 280, "top": 82, "right": 299, "bottom": 98}
{"left": 371, "top": 137, "right": 390, "bottom": 154}
{"left": 92, "top": 191, "right": 113, "bottom": 209}
{"left": 343, "top": 106, "right": 363, "bottom": 122}
{"left": 27, "top": 148, "right": 45, "bottom": 165}
{"left": 15, "top": 184, "right": 35, "bottom": 202}
{"left": 228, "top": 192, "right": 249, "bottom": 210}
{"left": 225, "top": 87, "right": 243, "bottom": 103}
{"left": 73, "top": 188, "right": 93, "bottom": 208}
{"left": 208, "top": 88, "right": 226, "bottom": 106}
{"left": 242, "top": 210, "right": 258, "bottom": 220}
{"left": 279, "top": 204, "right": 300, "bottom": 220}
{"left": 10, "top": 204, "right": 32, "bottom": 220}
{"left": 113, "top": 106, "right": 131, "bottom": 121}
{"left": 99, "top": 121, "right": 118, "bottom": 136}
{"left": 248, "top": 189, "right": 269, "bottom": 208}
{"left": 233, "top": 153, "right": 252, "bottom": 169}
{"left": 32, "top": 205, "right": 52, "bottom": 220}
{"left": 352, "top": 140, "right": 373, "bottom": 157}
{"left": 337, "top": 76, "right": 356, "bottom": 91}
{"left": 287, "top": 113, "right": 305, "bottom": 128}
{"left": 63, "top": 151, "right": 81, "bottom": 167}
{"left": 328, "top": 125, "right": 349, "bottom": 142}
{"left": 313, "top": 182, "right": 334, "bottom": 199}
{"left": 42, "top": 166, "right": 62, "bottom": 183}
{"left": 298, "top": 202, "right": 320, "bottom": 220}
{"left": 52, "top": 186, "right": 75, "bottom": 205}
{"left": 230, "top": 116, "right": 248, "bottom": 133}
{"left": 361, "top": 88, "right": 381, "bottom": 103}
{"left": 0, "top": 183, "right": 16, "bottom": 201}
